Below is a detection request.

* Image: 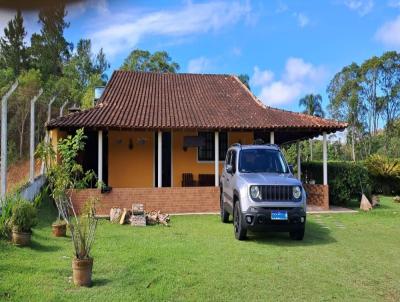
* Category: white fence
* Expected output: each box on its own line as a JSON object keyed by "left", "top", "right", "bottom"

{"left": 19, "top": 175, "right": 46, "bottom": 202}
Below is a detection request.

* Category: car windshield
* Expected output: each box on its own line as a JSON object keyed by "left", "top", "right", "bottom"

{"left": 238, "top": 149, "right": 289, "bottom": 173}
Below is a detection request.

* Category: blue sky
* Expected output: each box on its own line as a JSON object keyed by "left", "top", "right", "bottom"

{"left": 2, "top": 0, "right": 400, "bottom": 114}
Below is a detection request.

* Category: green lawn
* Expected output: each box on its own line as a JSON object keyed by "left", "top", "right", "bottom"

{"left": 1, "top": 197, "right": 400, "bottom": 302}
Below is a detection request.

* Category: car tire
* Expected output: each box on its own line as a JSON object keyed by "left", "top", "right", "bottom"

{"left": 220, "top": 192, "right": 229, "bottom": 223}
{"left": 233, "top": 201, "right": 247, "bottom": 240}
{"left": 290, "top": 226, "right": 305, "bottom": 240}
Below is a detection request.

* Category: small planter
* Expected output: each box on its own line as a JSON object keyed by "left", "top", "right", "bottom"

{"left": 52, "top": 223, "right": 67, "bottom": 237}
{"left": 72, "top": 258, "right": 93, "bottom": 287}
{"left": 12, "top": 230, "right": 32, "bottom": 247}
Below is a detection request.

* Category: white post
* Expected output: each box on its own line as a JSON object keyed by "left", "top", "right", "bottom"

{"left": 270, "top": 131, "right": 275, "bottom": 144}
{"left": 30, "top": 89, "right": 43, "bottom": 182}
{"left": 215, "top": 131, "right": 219, "bottom": 187}
{"left": 323, "top": 131, "right": 328, "bottom": 185}
{"left": 1, "top": 81, "right": 18, "bottom": 199}
{"left": 98, "top": 130, "right": 103, "bottom": 185}
{"left": 297, "top": 141, "right": 301, "bottom": 180}
{"left": 157, "top": 131, "right": 162, "bottom": 188}
{"left": 41, "top": 96, "right": 56, "bottom": 174}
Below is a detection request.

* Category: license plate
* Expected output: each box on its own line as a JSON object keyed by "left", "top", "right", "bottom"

{"left": 271, "top": 210, "right": 288, "bottom": 220}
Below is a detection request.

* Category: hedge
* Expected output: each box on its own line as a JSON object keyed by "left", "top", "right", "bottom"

{"left": 301, "top": 161, "right": 371, "bottom": 206}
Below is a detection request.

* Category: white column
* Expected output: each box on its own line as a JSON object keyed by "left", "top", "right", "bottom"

{"left": 323, "top": 131, "right": 328, "bottom": 185}
{"left": 1, "top": 81, "right": 18, "bottom": 199}
{"left": 30, "top": 89, "right": 43, "bottom": 182}
{"left": 157, "top": 131, "right": 162, "bottom": 188}
{"left": 214, "top": 131, "right": 219, "bottom": 187}
{"left": 98, "top": 130, "right": 103, "bottom": 185}
{"left": 297, "top": 141, "right": 301, "bottom": 180}
{"left": 270, "top": 131, "right": 275, "bottom": 144}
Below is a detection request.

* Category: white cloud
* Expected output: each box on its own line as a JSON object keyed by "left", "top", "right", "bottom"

{"left": 375, "top": 15, "right": 400, "bottom": 47}
{"left": 250, "top": 66, "right": 274, "bottom": 86}
{"left": 293, "top": 12, "right": 309, "bottom": 28}
{"left": 187, "top": 57, "right": 212, "bottom": 73}
{"left": 343, "top": 0, "right": 374, "bottom": 16}
{"left": 88, "top": 1, "right": 251, "bottom": 57}
{"left": 0, "top": 10, "right": 15, "bottom": 36}
{"left": 67, "top": 0, "right": 109, "bottom": 18}
{"left": 250, "top": 58, "right": 326, "bottom": 106}
{"left": 232, "top": 47, "right": 242, "bottom": 56}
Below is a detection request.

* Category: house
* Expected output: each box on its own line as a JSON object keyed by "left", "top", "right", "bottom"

{"left": 47, "top": 71, "right": 347, "bottom": 214}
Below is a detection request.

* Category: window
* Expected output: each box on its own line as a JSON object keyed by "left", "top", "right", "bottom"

{"left": 198, "top": 132, "right": 228, "bottom": 161}
{"left": 231, "top": 150, "right": 237, "bottom": 173}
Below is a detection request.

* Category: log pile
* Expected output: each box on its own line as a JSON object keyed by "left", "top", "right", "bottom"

{"left": 394, "top": 196, "right": 400, "bottom": 203}
{"left": 109, "top": 204, "right": 170, "bottom": 226}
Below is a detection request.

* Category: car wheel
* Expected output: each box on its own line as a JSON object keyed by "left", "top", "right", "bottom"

{"left": 290, "top": 226, "right": 305, "bottom": 240}
{"left": 220, "top": 191, "right": 229, "bottom": 223}
{"left": 233, "top": 201, "right": 247, "bottom": 240}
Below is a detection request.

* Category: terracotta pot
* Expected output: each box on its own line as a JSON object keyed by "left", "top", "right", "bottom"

{"left": 12, "top": 230, "right": 31, "bottom": 246}
{"left": 72, "top": 258, "right": 93, "bottom": 287}
{"left": 52, "top": 223, "right": 67, "bottom": 237}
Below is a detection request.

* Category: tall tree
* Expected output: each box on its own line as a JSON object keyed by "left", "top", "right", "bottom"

{"left": 0, "top": 10, "right": 29, "bottom": 76}
{"left": 30, "top": 3, "right": 71, "bottom": 80}
{"left": 238, "top": 74, "right": 250, "bottom": 90}
{"left": 327, "top": 63, "right": 365, "bottom": 161}
{"left": 8, "top": 69, "right": 42, "bottom": 159}
{"left": 379, "top": 51, "right": 400, "bottom": 151}
{"left": 121, "top": 49, "right": 179, "bottom": 73}
{"left": 299, "top": 94, "right": 325, "bottom": 160}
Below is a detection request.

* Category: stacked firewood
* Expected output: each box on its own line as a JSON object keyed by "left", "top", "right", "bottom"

{"left": 109, "top": 205, "right": 170, "bottom": 226}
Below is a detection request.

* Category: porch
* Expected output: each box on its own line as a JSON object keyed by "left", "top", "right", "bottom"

{"left": 51, "top": 128, "right": 331, "bottom": 214}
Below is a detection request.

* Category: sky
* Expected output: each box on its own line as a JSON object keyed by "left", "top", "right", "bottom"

{"left": 1, "top": 0, "right": 400, "bottom": 114}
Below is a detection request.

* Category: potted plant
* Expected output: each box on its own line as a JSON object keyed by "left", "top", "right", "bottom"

{"left": 51, "top": 218, "right": 67, "bottom": 237}
{"left": 39, "top": 129, "right": 98, "bottom": 286}
{"left": 10, "top": 198, "right": 38, "bottom": 246}
{"left": 70, "top": 197, "right": 99, "bottom": 287}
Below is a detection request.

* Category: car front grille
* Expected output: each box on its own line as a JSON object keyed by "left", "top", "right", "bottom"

{"left": 260, "top": 185, "right": 294, "bottom": 201}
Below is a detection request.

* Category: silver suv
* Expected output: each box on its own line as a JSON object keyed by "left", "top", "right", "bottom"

{"left": 220, "top": 143, "right": 306, "bottom": 240}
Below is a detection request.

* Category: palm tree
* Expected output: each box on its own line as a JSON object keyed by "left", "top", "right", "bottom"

{"left": 299, "top": 94, "right": 325, "bottom": 161}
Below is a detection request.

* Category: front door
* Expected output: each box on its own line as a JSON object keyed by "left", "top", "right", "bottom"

{"left": 154, "top": 132, "right": 171, "bottom": 187}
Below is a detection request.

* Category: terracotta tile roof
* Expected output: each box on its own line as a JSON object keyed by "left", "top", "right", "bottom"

{"left": 47, "top": 71, "right": 347, "bottom": 131}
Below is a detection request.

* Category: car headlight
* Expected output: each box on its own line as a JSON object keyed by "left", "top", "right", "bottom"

{"left": 250, "top": 185, "right": 261, "bottom": 199}
{"left": 292, "top": 186, "right": 302, "bottom": 199}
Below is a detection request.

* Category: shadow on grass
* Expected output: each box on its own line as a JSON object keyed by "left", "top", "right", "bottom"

{"left": 92, "top": 278, "right": 111, "bottom": 287}
{"left": 249, "top": 220, "right": 336, "bottom": 246}
{"left": 30, "top": 239, "right": 62, "bottom": 252}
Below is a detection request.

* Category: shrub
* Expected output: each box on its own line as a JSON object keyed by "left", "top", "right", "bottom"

{"left": 364, "top": 155, "right": 400, "bottom": 195}
{"left": 302, "top": 161, "right": 371, "bottom": 206}
{"left": 0, "top": 195, "right": 15, "bottom": 239}
{"left": 10, "top": 198, "right": 38, "bottom": 233}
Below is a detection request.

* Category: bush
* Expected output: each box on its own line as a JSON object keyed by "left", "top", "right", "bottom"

{"left": 0, "top": 195, "right": 15, "bottom": 239}
{"left": 302, "top": 161, "right": 371, "bottom": 206}
{"left": 364, "top": 155, "right": 400, "bottom": 195}
{"left": 10, "top": 198, "right": 38, "bottom": 233}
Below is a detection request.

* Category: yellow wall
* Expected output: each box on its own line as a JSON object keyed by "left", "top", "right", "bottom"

{"left": 108, "top": 130, "right": 154, "bottom": 188}
{"left": 172, "top": 131, "right": 254, "bottom": 187}
{"left": 52, "top": 128, "right": 254, "bottom": 188}
{"left": 49, "top": 129, "right": 66, "bottom": 162}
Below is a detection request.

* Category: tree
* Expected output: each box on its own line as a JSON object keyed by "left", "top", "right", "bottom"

{"left": 379, "top": 51, "right": 400, "bottom": 151}
{"left": 327, "top": 63, "right": 365, "bottom": 161}
{"left": 121, "top": 49, "right": 179, "bottom": 73}
{"left": 238, "top": 74, "right": 250, "bottom": 90}
{"left": 30, "top": 3, "right": 72, "bottom": 80}
{"left": 299, "top": 94, "right": 325, "bottom": 160}
{"left": 8, "top": 69, "right": 42, "bottom": 159}
{"left": 0, "top": 10, "right": 29, "bottom": 76}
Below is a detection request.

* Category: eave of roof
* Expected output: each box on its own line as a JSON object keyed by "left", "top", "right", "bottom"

{"left": 47, "top": 71, "right": 347, "bottom": 132}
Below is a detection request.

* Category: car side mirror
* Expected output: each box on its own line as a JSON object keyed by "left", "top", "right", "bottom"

{"left": 288, "top": 164, "right": 294, "bottom": 174}
{"left": 226, "top": 164, "right": 233, "bottom": 174}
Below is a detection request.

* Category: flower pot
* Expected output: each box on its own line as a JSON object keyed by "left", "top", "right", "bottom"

{"left": 72, "top": 258, "right": 93, "bottom": 287}
{"left": 52, "top": 223, "right": 67, "bottom": 237}
{"left": 12, "top": 230, "right": 31, "bottom": 246}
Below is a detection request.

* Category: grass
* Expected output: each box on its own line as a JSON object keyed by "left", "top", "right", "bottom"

{"left": 1, "top": 197, "right": 400, "bottom": 301}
